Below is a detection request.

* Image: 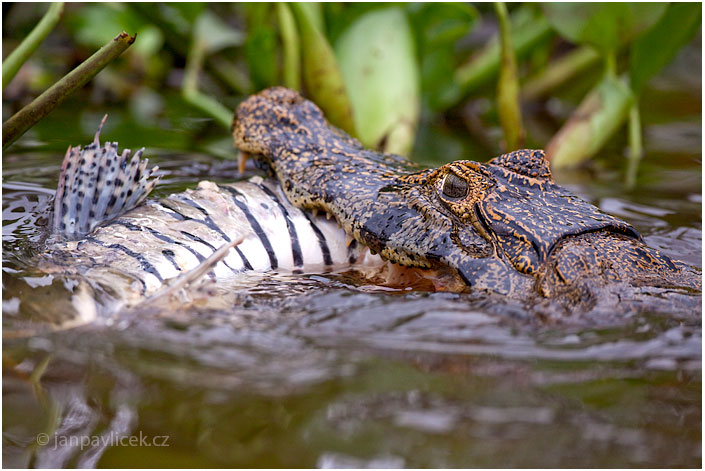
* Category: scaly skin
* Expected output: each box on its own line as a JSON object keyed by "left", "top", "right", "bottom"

{"left": 233, "top": 87, "right": 700, "bottom": 300}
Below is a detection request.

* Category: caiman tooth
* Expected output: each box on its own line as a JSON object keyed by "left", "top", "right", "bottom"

{"left": 345, "top": 235, "right": 354, "bottom": 247}
{"left": 237, "top": 151, "right": 249, "bottom": 176}
{"left": 325, "top": 212, "right": 332, "bottom": 220}
{"left": 311, "top": 208, "right": 319, "bottom": 218}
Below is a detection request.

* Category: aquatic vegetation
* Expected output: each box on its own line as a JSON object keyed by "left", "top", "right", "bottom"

{"left": 3, "top": 2, "right": 700, "bottom": 181}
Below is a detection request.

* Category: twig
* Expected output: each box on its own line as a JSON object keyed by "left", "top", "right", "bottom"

{"left": 2, "top": 2, "right": 64, "bottom": 90}
{"left": 2, "top": 31, "right": 136, "bottom": 150}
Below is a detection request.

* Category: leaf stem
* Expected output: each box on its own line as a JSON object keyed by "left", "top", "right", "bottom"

{"left": 2, "top": 2, "right": 64, "bottom": 90}
{"left": 2, "top": 31, "right": 135, "bottom": 150}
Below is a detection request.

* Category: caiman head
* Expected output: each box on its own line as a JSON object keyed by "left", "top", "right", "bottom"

{"left": 232, "top": 87, "right": 643, "bottom": 294}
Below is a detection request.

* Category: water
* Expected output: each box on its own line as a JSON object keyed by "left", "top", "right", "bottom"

{"left": 2, "top": 136, "right": 701, "bottom": 467}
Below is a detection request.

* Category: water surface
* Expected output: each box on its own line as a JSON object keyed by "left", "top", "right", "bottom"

{"left": 2, "top": 136, "right": 700, "bottom": 467}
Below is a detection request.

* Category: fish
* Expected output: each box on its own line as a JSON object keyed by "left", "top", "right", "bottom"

{"left": 27, "top": 117, "right": 387, "bottom": 332}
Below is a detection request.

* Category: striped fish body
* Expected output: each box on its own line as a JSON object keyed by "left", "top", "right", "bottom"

{"left": 32, "top": 117, "right": 447, "bottom": 332}
{"left": 42, "top": 177, "right": 383, "bottom": 307}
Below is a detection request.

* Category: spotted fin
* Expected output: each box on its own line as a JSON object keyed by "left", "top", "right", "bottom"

{"left": 52, "top": 115, "right": 160, "bottom": 239}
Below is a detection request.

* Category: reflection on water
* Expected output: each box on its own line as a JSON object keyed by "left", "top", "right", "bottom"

{"left": 2, "top": 148, "right": 701, "bottom": 468}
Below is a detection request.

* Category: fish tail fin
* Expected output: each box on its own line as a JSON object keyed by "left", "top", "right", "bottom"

{"left": 52, "top": 115, "right": 160, "bottom": 238}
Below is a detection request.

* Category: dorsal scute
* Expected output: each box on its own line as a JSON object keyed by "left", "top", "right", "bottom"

{"left": 488, "top": 149, "right": 553, "bottom": 181}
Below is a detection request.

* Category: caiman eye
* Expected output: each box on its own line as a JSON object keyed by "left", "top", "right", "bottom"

{"left": 441, "top": 173, "right": 469, "bottom": 200}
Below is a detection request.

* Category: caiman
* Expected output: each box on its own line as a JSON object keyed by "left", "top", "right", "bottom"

{"left": 22, "top": 87, "right": 699, "bottom": 332}
{"left": 232, "top": 87, "right": 700, "bottom": 302}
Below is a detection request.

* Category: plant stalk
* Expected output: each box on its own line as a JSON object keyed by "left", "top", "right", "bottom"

{"left": 2, "top": 31, "right": 135, "bottom": 150}
{"left": 2, "top": 2, "right": 64, "bottom": 90}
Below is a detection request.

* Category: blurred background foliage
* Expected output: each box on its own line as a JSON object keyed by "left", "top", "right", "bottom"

{"left": 2, "top": 2, "right": 701, "bottom": 185}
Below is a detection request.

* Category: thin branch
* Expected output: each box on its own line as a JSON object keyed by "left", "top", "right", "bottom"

{"left": 2, "top": 2, "right": 64, "bottom": 90}
{"left": 2, "top": 31, "right": 136, "bottom": 150}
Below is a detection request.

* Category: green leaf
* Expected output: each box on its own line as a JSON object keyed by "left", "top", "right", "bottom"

{"left": 421, "top": 49, "right": 460, "bottom": 111}
{"left": 546, "top": 73, "right": 633, "bottom": 169}
{"left": 543, "top": 3, "right": 667, "bottom": 54}
{"left": 290, "top": 2, "right": 356, "bottom": 136}
{"left": 244, "top": 28, "right": 278, "bottom": 89}
{"left": 407, "top": 2, "right": 478, "bottom": 50}
{"left": 522, "top": 46, "right": 601, "bottom": 101}
{"left": 67, "top": 4, "right": 135, "bottom": 47}
{"left": 194, "top": 10, "right": 244, "bottom": 54}
{"left": 406, "top": 2, "right": 479, "bottom": 112}
{"left": 163, "top": 3, "right": 206, "bottom": 31}
{"left": 335, "top": 7, "right": 420, "bottom": 156}
{"left": 324, "top": 3, "right": 390, "bottom": 44}
{"left": 244, "top": 4, "right": 278, "bottom": 90}
{"left": 630, "top": 3, "right": 702, "bottom": 94}
{"left": 66, "top": 3, "right": 165, "bottom": 58}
